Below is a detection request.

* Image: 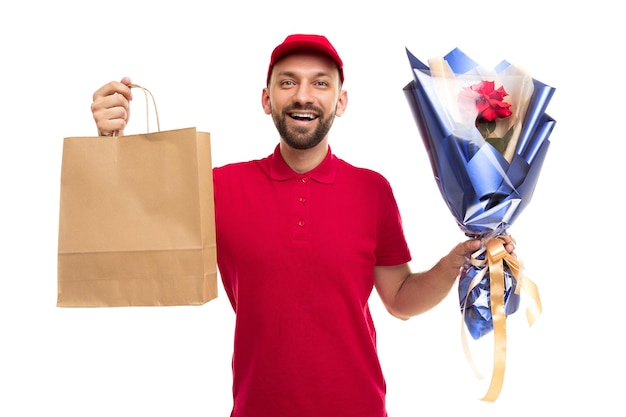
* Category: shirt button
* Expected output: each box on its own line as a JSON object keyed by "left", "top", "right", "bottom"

{"left": 299, "top": 197, "right": 306, "bottom": 203}
{"left": 298, "top": 220, "right": 305, "bottom": 227}
{"left": 301, "top": 177, "right": 308, "bottom": 183}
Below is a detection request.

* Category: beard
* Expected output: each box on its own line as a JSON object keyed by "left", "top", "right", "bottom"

{"left": 271, "top": 104, "right": 336, "bottom": 150}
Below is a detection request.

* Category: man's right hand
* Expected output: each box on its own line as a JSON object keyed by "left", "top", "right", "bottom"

{"left": 91, "top": 77, "right": 133, "bottom": 136}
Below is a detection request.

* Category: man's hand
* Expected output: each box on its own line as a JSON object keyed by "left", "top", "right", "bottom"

{"left": 91, "top": 77, "right": 133, "bottom": 136}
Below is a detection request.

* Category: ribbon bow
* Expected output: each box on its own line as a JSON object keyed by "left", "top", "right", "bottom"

{"left": 461, "top": 236, "right": 542, "bottom": 402}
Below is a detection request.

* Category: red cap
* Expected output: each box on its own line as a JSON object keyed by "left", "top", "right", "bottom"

{"left": 266, "top": 34, "right": 344, "bottom": 85}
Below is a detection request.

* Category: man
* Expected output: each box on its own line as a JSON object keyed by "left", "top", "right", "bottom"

{"left": 91, "top": 34, "right": 514, "bottom": 417}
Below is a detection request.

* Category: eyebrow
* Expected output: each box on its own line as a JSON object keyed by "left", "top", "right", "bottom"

{"left": 276, "top": 70, "right": 332, "bottom": 79}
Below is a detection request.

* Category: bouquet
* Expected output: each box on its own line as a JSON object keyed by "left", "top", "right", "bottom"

{"left": 403, "top": 47, "right": 556, "bottom": 401}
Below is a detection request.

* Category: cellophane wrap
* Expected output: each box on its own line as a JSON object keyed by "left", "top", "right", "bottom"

{"left": 403, "top": 47, "right": 555, "bottom": 339}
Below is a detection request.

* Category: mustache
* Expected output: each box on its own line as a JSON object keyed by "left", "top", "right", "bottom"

{"left": 283, "top": 103, "right": 324, "bottom": 114}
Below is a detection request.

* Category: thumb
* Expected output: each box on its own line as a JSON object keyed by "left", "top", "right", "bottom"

{"left": 120, "top": 77, "right": 133, "bottom": 101}
{"left": 455, "top": 239, "right": 480, "bottom": 260}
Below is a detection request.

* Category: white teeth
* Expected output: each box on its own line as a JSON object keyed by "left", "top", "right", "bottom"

{"left": 292, "top": 113, "right": 315, "bottom": 119}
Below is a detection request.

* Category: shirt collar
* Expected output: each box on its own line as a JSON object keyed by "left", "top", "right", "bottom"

{"left": 268, "top": 144, "right": 337, "bottom": 184}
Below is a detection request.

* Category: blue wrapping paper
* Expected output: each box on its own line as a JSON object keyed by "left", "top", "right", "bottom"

{"left": 403, "top": 48, "right": 556, "bottom": 340}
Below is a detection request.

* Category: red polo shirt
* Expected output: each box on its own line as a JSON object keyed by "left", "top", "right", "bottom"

{"left": 213, "top": 145, "right": 411, "bottom": 417}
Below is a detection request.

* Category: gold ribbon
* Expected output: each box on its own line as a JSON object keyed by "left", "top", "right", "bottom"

{"left": 461, "top": 236, "right": 542, "bottom": 402}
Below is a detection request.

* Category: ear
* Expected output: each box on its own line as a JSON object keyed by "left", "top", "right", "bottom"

{"left": 335, "top": 89, "right": 348, "bottom": 117}
{"left": 262, "top": 88, "right": 271, "bottom": 115}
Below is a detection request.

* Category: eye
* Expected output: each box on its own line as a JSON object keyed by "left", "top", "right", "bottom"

{"left": 280, "top": 80, "right": 296, "bottom": 87}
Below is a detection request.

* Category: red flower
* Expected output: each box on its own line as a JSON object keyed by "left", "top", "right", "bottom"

{"left": 459, "top": 80, "right": 512, "bottom": 122}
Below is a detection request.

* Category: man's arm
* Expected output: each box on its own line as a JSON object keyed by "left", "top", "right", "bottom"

{"left": 374, "top": 237, "right": 515, "bottom": 320}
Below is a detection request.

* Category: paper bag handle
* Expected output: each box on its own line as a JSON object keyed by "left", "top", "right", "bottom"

{"left": 112, "top": 83, "right": 161, "bottom": 136}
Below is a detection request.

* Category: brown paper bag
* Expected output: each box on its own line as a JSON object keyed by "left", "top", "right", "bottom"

{"left": 57, "top": 87, "right": 216, "bottom": 307}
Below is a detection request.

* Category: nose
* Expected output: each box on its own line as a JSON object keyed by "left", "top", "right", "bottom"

{"left": 293, "top": 83, "right": 314, "bottom": 104}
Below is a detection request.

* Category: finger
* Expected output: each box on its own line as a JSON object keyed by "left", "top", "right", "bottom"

{"left": 468, "top": 239, "right": 481, "bottom": 252}
{"left": 458, "top": 239, "right": 480, "bottom": 259}
{"left": 93, "top": 100, "right": 129, "bottom": 136}
{"left": 503, "top": 237, "right": 516, "bottom": 255}
{"left": 92, "top": 80, "right": 133, "bottom": 103}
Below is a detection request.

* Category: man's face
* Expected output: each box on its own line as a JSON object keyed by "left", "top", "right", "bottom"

{"left": 263, "top": 52, "right": 347, "bottom": 150}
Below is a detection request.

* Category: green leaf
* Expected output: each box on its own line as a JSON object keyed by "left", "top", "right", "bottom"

{"left": 486, "top": 127, "right": 515, "bottom": 155}
{"left": 502, "top": 126, "right": 514, "bottom": 144}
{"left": 476, "top": 120, "right": 497, "bottom": 139}
{"left": 487, "top": 137, "right": 507, "bottom": 153}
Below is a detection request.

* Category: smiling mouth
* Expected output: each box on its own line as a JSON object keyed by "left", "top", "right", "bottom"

{"left": 289, "top": 112, "right": 318, "bottom": 121}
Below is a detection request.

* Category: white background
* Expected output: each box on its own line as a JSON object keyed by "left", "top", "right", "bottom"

{"left": 1, "top": 1, "right": 623, "bottom": 416}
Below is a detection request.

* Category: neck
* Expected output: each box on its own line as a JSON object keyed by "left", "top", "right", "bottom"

{"left": 279, "top": 138, "right": 329, "bottom": 174}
